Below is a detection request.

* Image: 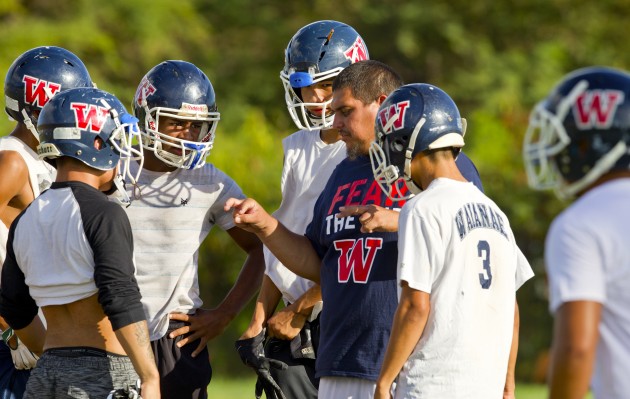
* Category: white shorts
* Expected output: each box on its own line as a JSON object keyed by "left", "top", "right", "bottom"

{"left": 318, "top": 376, "right": 376, "bottom": 399}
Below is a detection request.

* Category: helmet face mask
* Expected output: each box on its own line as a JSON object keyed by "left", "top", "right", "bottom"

{"left": 133, "top": 61, "right": 220, "bottom": 170}
{"left": 280, "top": 20, "right": 369, "bottom": 131}
{"left": 369, "top": 84, "right": 465, "bottom": 201}
{"left": 4, "top": 46, "right": 93, "bottom": 142}
{"left": 523, "top": 67, "right": 630, "bottom": 199}
{"left": 37, "top": 87, "right": 144, "bottom": 206}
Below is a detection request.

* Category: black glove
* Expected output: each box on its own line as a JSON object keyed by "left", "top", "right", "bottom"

{"left": 290, "top": 320, "right": 316, "bottom": 360}
{"left": 235, "top": 329, "right": 288, "bottom": 399}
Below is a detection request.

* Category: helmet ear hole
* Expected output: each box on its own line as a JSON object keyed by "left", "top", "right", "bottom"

{"left": 391, "top": 138, "right": 406, "bottom": 153}
{"left": 94, "top": 137, "right": 104, "bottom": 151}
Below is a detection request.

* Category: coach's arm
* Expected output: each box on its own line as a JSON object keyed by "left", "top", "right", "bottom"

{"left": 225, "top": 197, "right": 322, "bottom": 283}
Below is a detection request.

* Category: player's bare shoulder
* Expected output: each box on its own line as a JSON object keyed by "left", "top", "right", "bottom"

{"left": 0, "top": 149, "right": 32, "bottom": 210}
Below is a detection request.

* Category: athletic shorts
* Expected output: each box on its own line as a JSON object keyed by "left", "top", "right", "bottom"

{"left": 151, "top": 320, "right": 212, "bottom": 399}
{"left": 318, "top": 376, "right": 377, "bottom": 399}
{"left": 23, "top": 347, "right": 138, "bottom": 399}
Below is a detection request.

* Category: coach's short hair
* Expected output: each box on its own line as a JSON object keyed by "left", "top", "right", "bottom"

{"left": 332, "top": 60, "right": 403, "bottom": 104}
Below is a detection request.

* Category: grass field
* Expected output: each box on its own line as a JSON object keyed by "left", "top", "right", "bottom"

{"left": 206, "top": 378, "right": 593, "bottom": 399}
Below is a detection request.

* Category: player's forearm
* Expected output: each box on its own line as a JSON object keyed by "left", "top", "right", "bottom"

{"left": 215, "top": 245, "right": 266, "bottom": 324}
{"left": 548, "top": 357, "right": 592, "bottom": 399}
{"left": 548, "top": 342, "right": 595, "bottom": 399}
{"left": 504, "top": 301, "right": 519, "bottom": 397}
{"left": 240, "top": 276, "right": 282, "bottom": 339}
{"left": 377, "top": 287, "right": 429, "bottom": 390}
{"left": 14, "top": 316, "right": 46, "bottom": 355}
{"left": 114, "top": 320, "right": 159, "bottom": 385}
{"left": 263, "top": 223, "right": 321, "bottom": 283}
{"left": 287, "top": 284, "right": 322, "bottom": 317}
{"left": 547, "top": 301, "right": 600, "bottom": 399}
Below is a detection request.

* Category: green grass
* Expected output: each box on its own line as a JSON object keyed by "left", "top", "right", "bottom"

{"left": 207, "top": 376, "right": 257, "bottom": 399}
{"left": 206, "top": 378, "right": 593, "bottom": 399}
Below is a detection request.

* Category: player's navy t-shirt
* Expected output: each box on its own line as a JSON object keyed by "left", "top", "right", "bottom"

{"left": 304, "top": 152, "right": 482, "bottom": 381}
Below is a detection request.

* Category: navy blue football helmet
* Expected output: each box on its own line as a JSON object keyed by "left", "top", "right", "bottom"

{"left": 4, "top": 46, "right": 93, "bottom": 141}
{"left": 37, "top": 87, "right": 143, "bottom": 205}
{"left": 280, "top": 20, "right": 369, "bottom": 131}
{"left": 523, "top": 66, "right": 630, "bottom": 198}
{"left": 370, "top": 83, "right": 466, "bottom": 201}
{"left": 133, "top": 60, "right": 220, "bottom": 170}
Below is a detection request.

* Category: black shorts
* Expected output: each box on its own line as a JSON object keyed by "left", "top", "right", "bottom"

{"left": 264, "top": 315, "right": 320, "bottom": 399}
{"left": 151, "top": 321, "right": 212, "bottom": 399}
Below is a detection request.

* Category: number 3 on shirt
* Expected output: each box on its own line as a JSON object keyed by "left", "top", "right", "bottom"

{"left": 478, "top": 240, "right": 492, "bottom": 289}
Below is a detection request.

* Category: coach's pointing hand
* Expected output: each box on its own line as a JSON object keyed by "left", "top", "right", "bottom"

{"left": 337, "top": 205, "right": 400, "bottom": 233}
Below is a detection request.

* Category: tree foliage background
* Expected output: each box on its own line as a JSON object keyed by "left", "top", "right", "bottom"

{"left": 2, "top": 0, "right": 629, "bottom": 383}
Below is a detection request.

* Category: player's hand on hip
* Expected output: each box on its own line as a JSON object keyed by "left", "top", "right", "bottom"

{"left": 266, "top": 307, "right": 306, "bottom": 340}
{"left": 337, "top": 205, "right": 400, "bottom": 233}
{"left": 168, "top": 308, "right": 230, "bottom": 357}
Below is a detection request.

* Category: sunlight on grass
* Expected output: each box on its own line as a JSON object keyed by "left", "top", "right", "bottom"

{"left": 207, "top": 378, "right": 592, "bottom": 399}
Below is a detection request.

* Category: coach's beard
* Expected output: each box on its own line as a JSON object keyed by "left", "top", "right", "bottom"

{"left": 346, "top": 141, "right": 369, "bottom": 160}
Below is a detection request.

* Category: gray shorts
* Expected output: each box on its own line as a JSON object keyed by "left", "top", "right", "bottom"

{"left": 24, "top": 347, "right": 139, "bottom": 399}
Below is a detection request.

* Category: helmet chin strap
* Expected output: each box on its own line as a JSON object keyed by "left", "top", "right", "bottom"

{"left": 110, "top": 174, "right": 131, "bottom": 207}
{"left": 402, "top": 117, "right": 426, "bottom": 191}
{"left": 21, "top": 109, "right": 39, "bottom": 142}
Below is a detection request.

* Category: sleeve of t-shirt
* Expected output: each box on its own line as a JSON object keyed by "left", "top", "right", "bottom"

{"left": 84, "top": 201, "right": 145, "bottom": 331}
{"left": 398, "top": 204, "right": 444, "bottom": 294}
{"left": 545, "top": 214, "right": 605, "bottom": 314}
{"left": 515, "top": 244, "right": 535, "bottom": 290}
{"left": 0, "top": 217, "right": 39, "bottom": 330}
{"left": 211, "top": 171, "right": 246, "bottom": 231}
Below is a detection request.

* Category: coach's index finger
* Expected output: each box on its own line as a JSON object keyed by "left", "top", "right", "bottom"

{"left": 224, "top": 197, "right": 246, "bottom": 212}
{"left": 337, "top": 205, "right": 369, "bottom": 218}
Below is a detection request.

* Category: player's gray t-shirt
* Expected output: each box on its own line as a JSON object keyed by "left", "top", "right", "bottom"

{"left": 265, "top": 129, "right": 346, "bottom": 304}
{"left": 122, "top": 161, "right": 244, "bottom": 340}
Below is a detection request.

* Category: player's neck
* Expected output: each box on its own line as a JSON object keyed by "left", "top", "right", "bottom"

{"left": 320, "top": 128, "right": 341, "bottom": 145}
{"left": 55, "top": 158, "right": 114, "bottom": 191}
{"left": 142, "top": 151, "right": 178, "bottom": 173}
{"left": 9, "top": 123, "right": 39, "bottom": 151}
{"left": 414, "top": 156, "right": 466, "bottom": 190}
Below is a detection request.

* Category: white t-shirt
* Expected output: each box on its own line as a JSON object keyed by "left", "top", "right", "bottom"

{"left": 122, "top": 161, "right": 244, "bottom": 340}
{"left": 265, "top": 129, "right": 346, "bottom": 304}
{"left": 395, "top": 178, "right": 533, "bottom": 398}
{"left": 546, "top": 178, "right": 630, "bottom": 399}
{"left": 0, "top": 136, "right": 55, "bottom": 264}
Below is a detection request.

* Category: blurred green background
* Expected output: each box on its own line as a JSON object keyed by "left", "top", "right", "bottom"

{"left": 2, "top": 0, "right": 628, "bottom": 392}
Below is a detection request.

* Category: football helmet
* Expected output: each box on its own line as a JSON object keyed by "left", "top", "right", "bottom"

{"left": 4, "top": 46, "right": 93, "bottom": 142}
{"left": 280, "top": 20, "right": 369, "bottom": 131}
{"left": 523, "top": 66, "right": 630, "bottom": 198}
{"left": 37, "top": 87, "right": 144, "bottom": 206}
{"left": 370, "top": 83, "right": 466, "bottom": 201}
{"left": 133, "top": 60, "right": 220, "bottom": 170}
